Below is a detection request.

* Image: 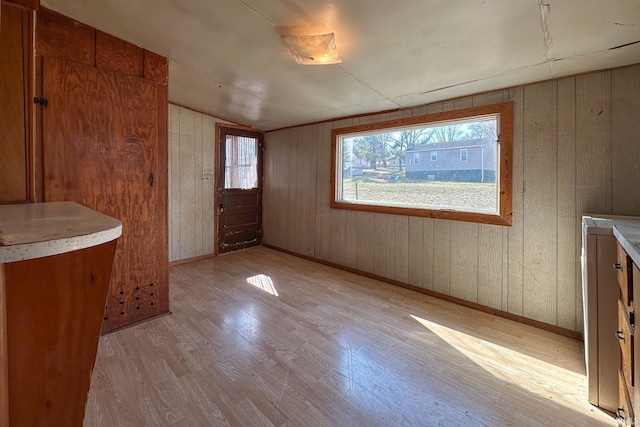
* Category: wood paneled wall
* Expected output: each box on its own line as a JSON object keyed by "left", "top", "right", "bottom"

{"left": 263, "top": 64, "right": 640, "bottom": 334}
{"left": 168, "top": 105, "right": 232, "bottom": 262}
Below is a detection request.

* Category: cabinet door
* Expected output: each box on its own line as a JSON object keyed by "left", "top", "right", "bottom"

{"left": 0, "top": 2, "right": 30, "bottom": 202}
{"left": 42, "top": 56, "right": 162, "bottom": 332}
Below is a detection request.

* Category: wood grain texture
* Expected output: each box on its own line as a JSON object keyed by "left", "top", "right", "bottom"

{"left": 95, "top": 30, "right": 143, "bottom": 77}
{"left": 0, "top": 2, "right": 30, "bottom": 202}
{"left": 156, "top": 83, "right": 169, "bottom": 313}
{"left": 42, "top": 57, "right": 164, "bottom": 332}
{"left": 36, "top": 7, "right": 95, "bottom": 66}
{"left": 5, "top": 240, "right": 117, "bottom": 426}
{"left": 143, "top": 50, "right": 168, "bottom": 84}
{"left": 83, "top": 247, "right": 612, "bottom": 427}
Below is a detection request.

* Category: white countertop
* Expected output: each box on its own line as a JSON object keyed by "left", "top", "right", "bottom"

{"left": 583, "top": 214, "right": 640, "bottom": 236}
{"left": 614, "top": 223, "right": 640, "bottom": 267}
{"left": 0, "top": 202, "right": 122, "bottom": 263}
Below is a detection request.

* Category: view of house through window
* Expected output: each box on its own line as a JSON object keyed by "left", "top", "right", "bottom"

{"left": 331, "top": 102, "right": 513, "bottom": 225}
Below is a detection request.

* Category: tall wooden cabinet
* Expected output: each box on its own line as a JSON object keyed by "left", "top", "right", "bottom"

{"left": 35, "top": 7, "right": 169, "bottom": 332}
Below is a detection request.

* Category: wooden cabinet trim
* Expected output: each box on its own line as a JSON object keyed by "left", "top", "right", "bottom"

{"left": 617, "top": 241, "right": 633, "bottom": 305}
{"left": 0, "top": 267, "right": 8, "bottom": 427}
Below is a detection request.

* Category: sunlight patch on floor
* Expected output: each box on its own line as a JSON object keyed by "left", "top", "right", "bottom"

{"left": 410, "top": 314, "right": 614, "bottom": 425}
{"left": 247, "top": 274, "right": 279, "bottom": 296}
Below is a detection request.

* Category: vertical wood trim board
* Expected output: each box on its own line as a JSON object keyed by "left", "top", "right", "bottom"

{"left": 262, "top": 63, "right": 640, "bottom": 333}
{"left": 0, "top": 266, "right": 8, "bottom": 427}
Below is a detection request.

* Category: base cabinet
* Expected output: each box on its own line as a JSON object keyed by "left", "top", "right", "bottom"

{"left": 616, "top": 240, "right": 639, "bottom": 426}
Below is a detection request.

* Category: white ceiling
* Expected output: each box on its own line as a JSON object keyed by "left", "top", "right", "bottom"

{"left": 41, "top": 0, "right": 640, "bottom": 131}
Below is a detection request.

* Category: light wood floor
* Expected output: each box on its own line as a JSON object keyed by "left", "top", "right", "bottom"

{"left": 84, "top": 246, "right": 614, "bottom": 426}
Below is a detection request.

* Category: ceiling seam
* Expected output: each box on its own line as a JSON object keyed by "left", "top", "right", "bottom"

{"left": 538, "top": 0, "right": 555, "bottom": 78}
{"left": 334, "top": 66, "right": 402, "bottom": 108}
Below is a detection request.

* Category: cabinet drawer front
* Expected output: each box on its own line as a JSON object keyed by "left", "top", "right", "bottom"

{"left": 618, "top": 299, "right": 634, "bottom": 388}
{"left": 619, "top": 369, "right": 635, "bottom": 425}
{"left": 617, "top": 241, "right": 633, "bottom": 305}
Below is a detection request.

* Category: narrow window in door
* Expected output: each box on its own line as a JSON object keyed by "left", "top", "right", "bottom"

{"left": 216, "top": 125, "right": 264, "bottom": 254}
{"left": 225, "top": 135, "right": 258, "bottom": 190}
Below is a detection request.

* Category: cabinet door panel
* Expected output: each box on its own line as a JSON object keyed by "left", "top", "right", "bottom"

{"left": 617, "top": 241, "right": 633, "bottom": 305}
{"left": 0, "top": 3, "right": 30, "bottom": 202}
{"left": 43, "top": 56, "right": 160, "bottom": 332}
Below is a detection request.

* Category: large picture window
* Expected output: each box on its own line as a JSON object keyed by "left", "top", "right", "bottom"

{"left": 331, "top": 102, "right": 513, "bottom": 226}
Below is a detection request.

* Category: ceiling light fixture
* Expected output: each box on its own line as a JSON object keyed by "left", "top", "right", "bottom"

{"left": 281, "top": 32, "right": 342, "bottom": 65}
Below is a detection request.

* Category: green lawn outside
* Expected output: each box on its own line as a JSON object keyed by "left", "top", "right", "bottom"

{"left": 342, "top": 170, "right": 497, "bottom": 211}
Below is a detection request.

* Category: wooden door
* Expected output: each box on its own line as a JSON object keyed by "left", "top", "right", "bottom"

{"left": 217, "top": 126, "right": 264, "bottom": 254}
{"left": 0, "top": 2, "right": 31, "bottom": 202}
{"left": 42, "top": 56, "right": 161, "bottom": 332}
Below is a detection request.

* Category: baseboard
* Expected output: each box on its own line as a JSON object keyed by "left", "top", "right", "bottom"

{"left": 169, "top": 253, "right": 216, "bottom": 267}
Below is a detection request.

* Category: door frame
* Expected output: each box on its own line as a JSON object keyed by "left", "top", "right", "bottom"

{"left": 214, "top": 122, "right": 264, "bottom": 256}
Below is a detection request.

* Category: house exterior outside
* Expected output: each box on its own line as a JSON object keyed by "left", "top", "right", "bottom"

{"left": 404, "top": 137, "right": 496, "bottom": 182}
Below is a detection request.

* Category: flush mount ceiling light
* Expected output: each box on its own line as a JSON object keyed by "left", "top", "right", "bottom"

{"left": 281, "top": 32, "right": 342, "bottom": 65}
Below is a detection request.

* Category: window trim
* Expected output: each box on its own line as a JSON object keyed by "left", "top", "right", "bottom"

{"left": 330, "top": 101, "right": 513, "bottom": 226}
{"left": 431, "top": 151, "right": 437, "bottom": 162}
{"left": 460, "top": 148, "right": 468, "bottom": 162}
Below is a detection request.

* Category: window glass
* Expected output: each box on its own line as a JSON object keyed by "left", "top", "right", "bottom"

{"left": 225, "top": 135, "right": 258, "bottom": 189}
{"left": 460, "top": 148, "right": 468, "bottom": 162}
{"left": 331, "top": 102, "right": 513, "bottom": 225}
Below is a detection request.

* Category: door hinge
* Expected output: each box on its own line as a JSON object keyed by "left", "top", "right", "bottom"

{"left": 34, "top": 97, "right": 48, "bottom": 107}
{"left": 260, "top": 141, "right": 266, "bottom": 151}
{"left": 257, "top": 229, "right": 264, "bottom": 238}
